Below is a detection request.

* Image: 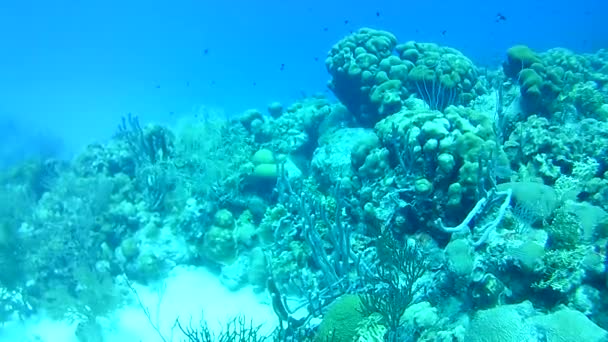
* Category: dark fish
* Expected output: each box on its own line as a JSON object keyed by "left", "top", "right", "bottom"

{"left": 495, "top": 13, "right": 507, "bottom": 22}
{"left": 577, "top": 191, "right": 591, "bottom": 201}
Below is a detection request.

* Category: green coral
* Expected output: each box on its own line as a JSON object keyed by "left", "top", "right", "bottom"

{"left": 120, "top": 237, "right": 140, "bottom": 261}
{"left": 353, "top": 313, "right": 387, "bottom": 342}
{"left": 503, "top": 45, "right": 541, "bottom": 78}
{"left": 496, "top": 181, "right": 558, "bottom": 223}
{"left": 251, "top": 148, "right": 278, "bottom": 179}
{"left": 369, "top": 80, "right": 404, "bottom": 116}
{"left": 502, "top": 45, "right": 563, "bottom": 114}
{"left": 201, "top": 209, "right": 238, "bottom": 265}
{"left": 465, "top": 301, "right": 537, "bottom": 342}
{"left": 326, "top": 30, "right": 479, "bottom": 124}
{"left": 445, "top": 238, "right": 475, "bottom": 276}
{"left": 258, "top": 204, "right": 289, "bottom": 244}
{"left": 508, "top": 240, "right": 546, "bottom": 272}
{"left": 546, "top": 207, "right": 582, "bottom": 249}
{"left": 529, "top": 307, "right": 608, "bottom": 341}
{"left": 326, "top": 28, "right": 401, "bottom": 124}
{"left": 316, "top": 294, "right": 367, "bottom": 342}
{"left": 357, "top": 147, "right": 391, "bottom": 180}
{"left": 570, "top": 81, "right": 608, "bottom": 120}
{"left": 202, "top": 225, "right": 237, "bottom": 265}
{"left": 533, "top": 247, "right": 586, "bottom": 293}
{"left": 134, "top": 251, "right": 164, "bottom": 281}
{"left": 373, "top": 105, "right": 505, "bottom": 226}
{"left": 519, "top": 68, "right": 543, "bottom": 98}
{"left": 251, "top": 148, "right": 275, "bottom": 165}
{"left": 397, "top": 41, "right": 479, "bottom": 109}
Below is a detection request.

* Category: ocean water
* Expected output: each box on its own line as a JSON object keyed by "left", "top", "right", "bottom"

{"left": 0, "top": 0, "right": 607, "bottom": 341}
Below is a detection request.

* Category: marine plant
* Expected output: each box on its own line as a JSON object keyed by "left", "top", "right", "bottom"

{"left": 359, "top": 236, "right": 428, "bottom": 342}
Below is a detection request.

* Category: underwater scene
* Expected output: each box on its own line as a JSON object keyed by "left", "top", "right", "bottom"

{"left": 1, "top": 1, "right": 608, "bottom": 342}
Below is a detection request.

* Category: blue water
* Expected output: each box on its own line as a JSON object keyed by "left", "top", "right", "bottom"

{"left": 1, "top": 1, "right": 608, "bottom": 341}
{"left": 0, "top": 0, "right": 605, "bottom": 161}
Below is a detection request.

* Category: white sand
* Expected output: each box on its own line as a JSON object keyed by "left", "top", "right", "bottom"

{"left": 0, "top": 266, "right": 278, "bottom": 342}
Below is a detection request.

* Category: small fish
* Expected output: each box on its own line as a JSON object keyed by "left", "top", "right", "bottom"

{"left": 314, "top": 57, "right": 319, "bottom": 62}
{"left": 344, "top": 19, "right": 349, "bottom": 24}
{"left": 376, "top": 11, "right": 380, "bottom": 17}
{"left": 578, "top": 191, "right": 591, "bottom": 201}
{"left": 203, "top": 48, "right": 209, "bottom": 55}
{"left": 441, "top": 30, "right": 447, "bottom": 36}
{"left": 280, "top": 63, "right": 285, "bottom": 71}
{"left": 495, "top": 13, "right": 507, "bottom": 22}
{"left": 323, "top": 27, "right": 328, "bottom": 32}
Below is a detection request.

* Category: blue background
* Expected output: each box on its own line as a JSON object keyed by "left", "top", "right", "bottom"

{"left": 0, "top": 0, "right": 605, "bottom": 163}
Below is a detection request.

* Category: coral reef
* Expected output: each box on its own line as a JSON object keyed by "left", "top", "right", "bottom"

{"left": 1, "top": 28, "right": 608, "bottom": 342}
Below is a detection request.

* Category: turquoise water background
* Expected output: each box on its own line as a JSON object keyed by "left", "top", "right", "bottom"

{"left": 0, "top": 0, "right": 605, "bottom": 162}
